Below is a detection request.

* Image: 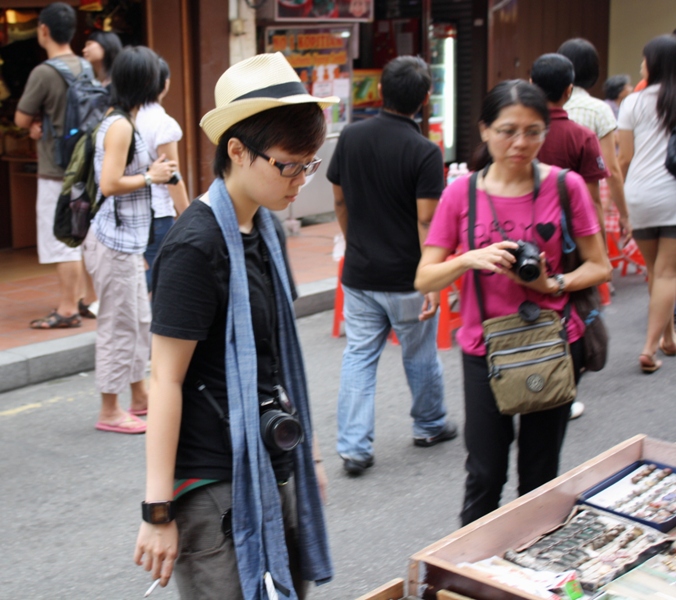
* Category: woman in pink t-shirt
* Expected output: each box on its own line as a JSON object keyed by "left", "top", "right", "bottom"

{"left": 415, "top": 80, "right": 610, "bottom": 526}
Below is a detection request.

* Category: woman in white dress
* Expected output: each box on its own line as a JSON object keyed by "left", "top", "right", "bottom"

{"left": 618, "top": 35, "right": 676, "bottom": 373}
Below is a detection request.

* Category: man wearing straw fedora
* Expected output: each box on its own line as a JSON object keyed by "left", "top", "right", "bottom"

{"left": 327, "top": 56, "right": 458, "bottom": 476}
{"left": 134, "top": 52, "right": 337, "bottom": 600}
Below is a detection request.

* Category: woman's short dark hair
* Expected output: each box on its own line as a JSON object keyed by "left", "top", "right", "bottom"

{"left": 471, "top": 80, "right": 549, "bottom": 171}
{"left": 39, "top": 2, "right": 76, "bottom": 45}
{"left": 156, "top": 58, "right": 171, "bottom": 100}
{"left": 557, "top": 38, "right": 599, "bottom": 89}
{"left": 643, "top": 34, "right": 676, "bottom": 131}
{"left": 531, "top": 53, "right": 575, "bottom": 103}
{"left": 88, "top": 30, "right": 123, "bottom": 75}
{"left": 380, "top": 56, "right": 432, "bottom": 116}
{"left": 603, "top": 74, "right": 631, "bottom": 100}
{"left": 213, "top": 103, "right": 327, "bottom": 178}
{"left": 110, "top": 46, "right": 160, "bottom": 113}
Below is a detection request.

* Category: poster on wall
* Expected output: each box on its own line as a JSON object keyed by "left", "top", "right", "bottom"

{"left": 265, "top": 26, "right": 353, "bottom": 133}
{"left": 275, "top": 0, "right": 373, "bottom": 22}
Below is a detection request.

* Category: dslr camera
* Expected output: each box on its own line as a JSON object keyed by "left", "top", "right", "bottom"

{"left": 259, "top": 385, "right": 304, "bottom": 453}
{"left": 507, "top": 240, "right": 541, "bottom": 282}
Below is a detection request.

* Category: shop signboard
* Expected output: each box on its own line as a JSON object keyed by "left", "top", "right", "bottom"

{"left": 265, "top": 26, "right": 353, "bottom": 133}
{"left": 274, "top": 0, "right": 373, "bottom": 22}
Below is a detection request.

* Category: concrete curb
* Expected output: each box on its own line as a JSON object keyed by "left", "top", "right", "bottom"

{"left": 0, "top": 278, "right": 337, "bottom": 394}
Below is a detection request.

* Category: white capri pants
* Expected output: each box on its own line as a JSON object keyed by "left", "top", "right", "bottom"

{"left": 82, "top": 229, "right": 150, "bottom": 394}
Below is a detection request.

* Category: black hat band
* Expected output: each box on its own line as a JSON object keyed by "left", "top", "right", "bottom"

{"left": 233, "top": 81, "right": 308, "bottom": 102}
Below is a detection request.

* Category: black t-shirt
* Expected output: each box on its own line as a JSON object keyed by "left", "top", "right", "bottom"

{"left": 151, "top": 200, "right": 294, "bottom": 482}
{"left": 326, "top": 110, "right": 444, "bottom": 291}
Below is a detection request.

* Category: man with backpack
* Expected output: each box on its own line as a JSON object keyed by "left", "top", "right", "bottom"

{"left": 15, "top": 2, "right": 102, "bottom": 329}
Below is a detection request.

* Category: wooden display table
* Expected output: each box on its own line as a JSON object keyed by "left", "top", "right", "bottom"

{"left": 406, "top": 435, "right": 676, "bottom": 599}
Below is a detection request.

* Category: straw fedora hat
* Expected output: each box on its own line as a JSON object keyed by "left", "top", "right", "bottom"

{"left": 200, "top": 52, "right": 340, "bottom": 145}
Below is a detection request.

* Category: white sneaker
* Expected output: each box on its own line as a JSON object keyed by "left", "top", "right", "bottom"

{"left": 569, "top": 401, "right": 585, "bottom": 420}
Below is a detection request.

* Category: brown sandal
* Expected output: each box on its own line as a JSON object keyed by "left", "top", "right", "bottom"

{"left": 30, "top": 311, "right": 82, "bottom": 330}
{"left": 78, "top": 299, "right": 98, "bottom": 319}
{"left": 659, "top": 338, "right": 676, "bottom": 357}
{"left": 639, "top": 353, "right": 662, "bottom": 374}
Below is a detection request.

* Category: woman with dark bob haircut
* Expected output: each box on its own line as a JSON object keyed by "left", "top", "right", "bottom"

{"left": 82, "top": 30, "right": 122, "bottom": 88}
{"left": 134, "top": 53, "right": 337, "bottom": 599}
{"left": 416, "top": 79, "right": 610, "bottom": 525}
{"left": 618, "top": 35, "right": 676, "bottom": 374}
{"left": 82, "top": 46, "right": 177, "bottom": 436}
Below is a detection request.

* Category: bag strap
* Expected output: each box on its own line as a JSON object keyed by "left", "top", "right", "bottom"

{"left": 105, "top": 107, "right": 136, "bottom": 166}
{"left": 556, "top": 168, "right": 575, "bottom": 326}
{"left": 45, "top": 56, "right": 94, "bottom": 85}
{"left": 468, "top": 171, "right": 487, "bottom": 323}
{"left": 557, "top": 169, "right": 577, "bottom": 264}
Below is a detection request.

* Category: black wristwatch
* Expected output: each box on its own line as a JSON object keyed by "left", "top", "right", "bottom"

{"left": 141, "top": 501, "right": 176, "bottom": 524}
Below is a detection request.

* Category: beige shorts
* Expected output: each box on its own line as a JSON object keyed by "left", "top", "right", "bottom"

{"left": 83, "top": 229, "right": 150, "bottom": 394}
{"left": 36, "top": 177, "right": 82, "bottom": 264}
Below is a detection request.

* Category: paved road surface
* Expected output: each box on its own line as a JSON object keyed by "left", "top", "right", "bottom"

{"left": 1, "top": 271, "right": 675, "bottom": 599}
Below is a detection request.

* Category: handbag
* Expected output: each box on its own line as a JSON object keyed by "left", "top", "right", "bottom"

{"left": 665, "top": 127, "right": 676, "bottom": 178}
{"left": 468, "top": 169, "right": 577, "bottom": 416}
{"left": 557, "top": 170, "right": 609, "bottom": 372}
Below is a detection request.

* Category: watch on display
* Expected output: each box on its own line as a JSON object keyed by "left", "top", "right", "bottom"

{"left": 141, "top": 501, "right": 175, "bottom": 524}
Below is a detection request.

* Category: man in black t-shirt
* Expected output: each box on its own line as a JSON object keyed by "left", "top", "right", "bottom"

{"left": 327, "top": 56, "right": 458, "bottom": 476}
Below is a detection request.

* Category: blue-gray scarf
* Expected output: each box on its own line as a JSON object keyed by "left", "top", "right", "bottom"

{"left": 209, "top": 178, "right": 332, "bottom": 599}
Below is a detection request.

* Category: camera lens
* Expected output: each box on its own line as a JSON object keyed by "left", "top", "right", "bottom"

{"left": 518, "top": 259, "right": 540, "bottom": 282}
{"left": 260, "top": 410, "right": 304, "bottom": 452}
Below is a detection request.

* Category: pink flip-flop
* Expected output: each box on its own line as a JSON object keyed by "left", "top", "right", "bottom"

{"left": 95, "top": 413, "right": 146, "bottom": 434}
{"left": 128, "top": 407, "right": 148, "bottom": 416}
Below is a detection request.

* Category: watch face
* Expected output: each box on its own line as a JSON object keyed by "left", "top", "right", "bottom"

{"left": 150, "top": 503, "right": 171, "bottom": 523}
{"left": 143, "top": 501, "right": 174, "bottom": 524}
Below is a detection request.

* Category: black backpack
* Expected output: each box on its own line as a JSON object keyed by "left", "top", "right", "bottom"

{"left": 44, "top": 57, "right": 110, "bottom": 169}
{"left": 53, "top": 109, "right": 136, "bottom": 248}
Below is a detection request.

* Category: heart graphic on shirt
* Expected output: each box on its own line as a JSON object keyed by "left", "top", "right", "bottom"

{"left": 536, "top": 222, "right": 555, "bottom": 242}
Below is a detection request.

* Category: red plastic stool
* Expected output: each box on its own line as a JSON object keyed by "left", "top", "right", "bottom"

{"left": 598, "top": 282, "right": 612, "bottom": 307}
{"left": 332, "top": 257, "right": 345, "bottom": 338}
{"left": 437, "top": 277, "right": 463, "bottom": 350}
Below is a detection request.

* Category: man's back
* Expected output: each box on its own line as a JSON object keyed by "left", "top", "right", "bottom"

{"left": 327, "top": 111, "right": 443, "bottom": 292}
{"left": 17, "top": 54, "right": 82, "bottom": 178}
{"left": 538, "top": 107, "right": 609, "bottom": 182}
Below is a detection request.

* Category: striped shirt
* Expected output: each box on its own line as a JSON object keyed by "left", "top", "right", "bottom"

{"left": 92, "top": 113, "right": 152, "bottom": 254}
{"left": 564, "top": 86, "right": 617, "bottom": 140}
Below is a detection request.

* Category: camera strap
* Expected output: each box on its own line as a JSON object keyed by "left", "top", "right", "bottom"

{"left": 196, "top": 379, "right": 231, "bottom": 447}
{"left": 469, "top": 171, "right": 488, "bottom": 323}
{"left": 260, "top": 239, "right": 283, "bottom": 387}
{"left": 470, "top": 161, "right": 541, "bottom": 322}
{"left": 481, "top": 160, "right": 541, "bottom": 242}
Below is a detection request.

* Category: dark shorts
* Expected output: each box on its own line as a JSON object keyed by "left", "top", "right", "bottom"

{"left": 632, "top": 226, "right": 676, "bottom": 240}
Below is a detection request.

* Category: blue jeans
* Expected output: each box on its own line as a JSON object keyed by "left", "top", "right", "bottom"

{"left": 337, "top": 285, "right": 447, "bottom": 461}
{"left": 144, "top": 216, "right": 174, "bottom": 289}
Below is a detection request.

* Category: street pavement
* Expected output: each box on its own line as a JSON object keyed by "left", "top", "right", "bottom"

{"left": 1, "top": 271, "right": 675, "bottom": 600}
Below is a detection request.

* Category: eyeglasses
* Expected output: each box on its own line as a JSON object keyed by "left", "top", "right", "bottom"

{"left": 245, "top": 144, "right": 321, "bottom": 178}
{"left": 491, "top": 126, "right": 547, "bottom": 143}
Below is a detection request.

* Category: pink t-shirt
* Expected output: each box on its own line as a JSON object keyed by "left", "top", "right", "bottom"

{"left": 426, "top": 166, "right": 599, "bottom": 356}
